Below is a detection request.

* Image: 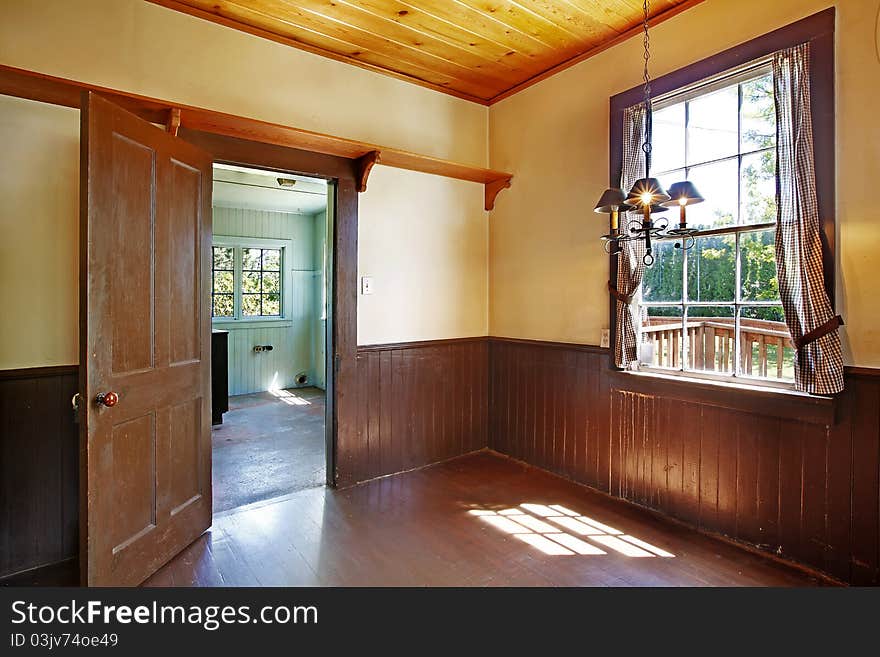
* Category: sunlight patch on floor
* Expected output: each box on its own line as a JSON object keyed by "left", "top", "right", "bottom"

{"left": 269, "top": 388, "right": 312, "bottom": 406}
{"left": 468, "top": 503, "right": 675, "bottom": 558}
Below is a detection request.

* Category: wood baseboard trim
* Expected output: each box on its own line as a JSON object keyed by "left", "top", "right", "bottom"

{"left": 0, "top": 556, "right": 78, "bottom": 585}
{"left": 340, "top": 447, "right": 491, "bottom": 491}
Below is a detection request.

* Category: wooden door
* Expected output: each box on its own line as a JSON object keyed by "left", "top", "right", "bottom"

{"left": 79, "top": 92, "right": 213, "bottom": 586}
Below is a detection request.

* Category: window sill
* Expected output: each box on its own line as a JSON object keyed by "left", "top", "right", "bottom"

{"left": 609, "top": 368, "right": 836, "bottom": 426}
{"left": 212, "top": 319, "right": 292, "bottom": 330}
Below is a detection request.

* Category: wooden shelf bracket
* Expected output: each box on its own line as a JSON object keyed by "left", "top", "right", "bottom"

{"left": 166, "top": 107, "right": 181, "bottom": 136}
{"left": 485, "top": 177, "right": 512, "bottom": 211}
{"left": 355, "top": 150, "right": 381, "bottom": 192}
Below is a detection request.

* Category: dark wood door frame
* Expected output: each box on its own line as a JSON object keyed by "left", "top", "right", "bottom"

{"left": 180, "top": 130, "right": 358, "bottom": 488}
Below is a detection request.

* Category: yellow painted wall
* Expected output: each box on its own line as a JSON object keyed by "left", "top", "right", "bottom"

{"left": 0, "top": 0, "right": 489, "bottom": 368}
{"left": 489, "top": 0, "right": 880, "bottom": 367}
{"left": 4, "top": 0, "right": 877, "bottom": 368}
{"left": 358, "top": 167, "right": 488, "bottom": 345}
{"left": 0, "top": 96, "right": 79, "bottom": 369}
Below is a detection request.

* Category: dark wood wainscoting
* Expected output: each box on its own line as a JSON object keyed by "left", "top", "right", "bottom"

{"left": 488, "top": 337, "right": 880, "bottom": 585}
{"left": 0, "top": 366, "right": 79, "bottom": 580}
{"left": 347, "top": 338, "right": 489, "bottom": 487}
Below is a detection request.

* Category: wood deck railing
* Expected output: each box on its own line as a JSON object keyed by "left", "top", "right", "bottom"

{"left": 642, "top": 317, "right": 793, "bottom": 379}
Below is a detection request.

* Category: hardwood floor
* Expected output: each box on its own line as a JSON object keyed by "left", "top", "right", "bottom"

{"left": 144, "top": 451, "right": 829, "bottom": 587}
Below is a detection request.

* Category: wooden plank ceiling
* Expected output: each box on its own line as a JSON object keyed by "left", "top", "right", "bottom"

{"left": 149, "top": 0, "right": 703, "bottom": 104}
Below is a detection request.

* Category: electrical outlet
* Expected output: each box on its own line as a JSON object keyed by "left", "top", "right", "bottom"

{"left": 600, "top": 329, "right": 610, "bottom": 348}
{"left": 361, "top": 276, "right": 374, "bottom": 295}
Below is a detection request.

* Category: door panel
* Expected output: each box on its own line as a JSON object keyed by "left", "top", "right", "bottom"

{"left": 109, "top": 134, "right": 156, "bottom": 375}
{"left": 80, "top": 92, "right": 213, "bottom": 586}
{"left": 168, "top": 160, "right": 202, "bottom": 365}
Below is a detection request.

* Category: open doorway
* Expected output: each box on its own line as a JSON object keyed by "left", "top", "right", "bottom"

{"left": 209, "top": 164, "right": 330, "bottom": 513}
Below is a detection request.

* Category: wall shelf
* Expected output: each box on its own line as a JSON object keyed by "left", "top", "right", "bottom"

{"left": 0, "top": 64, "right": 513, "bottom": 210}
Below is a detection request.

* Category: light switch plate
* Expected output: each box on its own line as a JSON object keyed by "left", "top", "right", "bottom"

{"left": 361, "top": 276, "right": 374, "bottom": 295}
{"left": 600, "top": 329, "right": 610, "bottom": 348}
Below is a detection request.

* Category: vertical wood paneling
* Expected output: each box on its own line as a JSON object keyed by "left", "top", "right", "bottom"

{"left": 213, "top": 206, "right": 325, "bottom": 395}
{"left": 347, "top": 338, "right": 488, "bottom": 488}
{"left": 488, "top": 338, "right": 880, "bottom": 585}
{"left": 0, "top": 366, "right": 78, "bottom": 579}
{"left": 850, "top": 376, "right": 880, "bottom": 584}
{"left": 755, "top": 416, "right": 780, "bottom": 548}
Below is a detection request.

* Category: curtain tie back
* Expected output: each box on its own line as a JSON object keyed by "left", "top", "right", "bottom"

{"left": 794, "top": 315, "right": 844, "bottom": 350}
{"left": 608, "top": 281, "right": 634, "bottom": 305}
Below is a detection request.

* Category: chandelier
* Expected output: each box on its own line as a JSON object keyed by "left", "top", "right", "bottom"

{"left": 594, "top": 0, "right": 703, "bottom": 267}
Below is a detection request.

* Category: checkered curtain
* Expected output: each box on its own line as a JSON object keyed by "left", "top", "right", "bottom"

{"left": 774, "top": 43, "right": 844, "bottom": 394}
{"left": 613, "top": 104, "right": 648, "bottom": 368}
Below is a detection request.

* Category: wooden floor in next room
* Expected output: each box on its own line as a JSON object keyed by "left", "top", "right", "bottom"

{"left": 144, "top": 451, "right": 828, "bottom": 587}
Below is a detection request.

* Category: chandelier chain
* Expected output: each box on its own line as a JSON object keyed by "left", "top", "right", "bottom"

{"left": 641, "top": 0, "right": 653, "bottom": 177}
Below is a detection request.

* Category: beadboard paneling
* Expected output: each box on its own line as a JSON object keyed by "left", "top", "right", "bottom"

{"left": 312, "top": 209, "right": 327, "bottom": 391}
{"left": 212, "top": 206, "right": 324, "bottom": 395}
{"left": 344, "top": 338, "right": 489, "bottom": 487}
{"left": 0, "top": 366, "right": 78, "bottom": 579}
{"left": 488, "top": 337, "right": 880, "bottom": 585}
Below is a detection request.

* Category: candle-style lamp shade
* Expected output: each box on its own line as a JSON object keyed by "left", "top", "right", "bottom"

{"left": 593, "top": 187, "right": 632, "bottom": 233}
{"left": 625, "top": 177, "right": 670, "bottom": 208}
{"left": 660, "top": 181, "right": 704, "bottom": 228}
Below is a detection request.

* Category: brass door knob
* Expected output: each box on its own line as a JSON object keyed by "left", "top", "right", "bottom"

{"left": 96, "top": 391, "right": 119, "bottom": 407}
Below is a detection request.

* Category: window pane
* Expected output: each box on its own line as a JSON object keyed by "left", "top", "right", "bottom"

{"left": 687, "top": 85, "right": 738, "bottom": 164}
{"left": 739, "top": 228, "right": 779, "bottom": 301}
{"left": 242, "top": 294, "right": 261, "bottom": 316}
{"left": 212, "top": 294, "right": 233, "bottom": 318}
{"left": 213, "top": 270, "right": 234, "bottom": 294}
{"left": 740, "top": 74, "right": 775, "bottom": 152}
{"left": 741, "top": 306, "right": 793, "bottom": 380}
{"left": 740, "top": 150, "right": 776, "bottom": 225}
{"left": 656, "top": 169, "right": 684, "bottom": 201}
{"left": 213, "top": 246, "right": 233, "bottom": 270}
{"left": 242, "top": 271, "right": 261, "bottom": 293}
{"left": 262, "top": 271, "right": 280, "bottom": 293}
{"left": 687, "top": 234, "right": 735, "bottom": 302}
{"left": 263, "top": 293, "right": 281, "bottom": 316}
{"left": 243, "top": 248, "right": 261, "bottom": 270}
{"left": 641, "top": 306, "right": 683, "bottom": 369}
{"left": 685, "top": 306, "right": 735, "bottom": 375}
{"left": 684, "top": 159, "right": 738, "bottom": 229}
{"left": 642, "top": 241, "right": 683, "bottom": 302}
{"left": 262, "top": 249, "right": 281, "bottom": 271}
{"left": 652, "top": 103, "right": 686, "bottom": 174}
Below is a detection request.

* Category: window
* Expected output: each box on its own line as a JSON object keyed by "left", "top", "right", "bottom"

{"left": 638, "top": 65, "right": 795, "bottom": 384}
{"left": 211, "top": 238, "right": 289, "bottom": 322}
{"left": 242, "top": 248, "right": 282, "bottom": 317}
{"left": 212, "top": 246, "right": 235, "bottom": 318}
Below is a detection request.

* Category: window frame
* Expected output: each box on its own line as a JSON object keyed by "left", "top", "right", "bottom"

{"left": 211, "top": 235, "right": 293, "bottom": 328}
{"left": 637, "top": 63, "right": 792, "bottom": 387}
{"left": 607, "top": 9, "right": 835, "bottom": 390}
